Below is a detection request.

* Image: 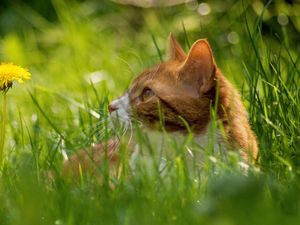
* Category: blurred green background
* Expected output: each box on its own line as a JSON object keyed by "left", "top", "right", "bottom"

{"left": 0, "top": 1, "right": 300, "bottom": 225}
{"left": 1, "top": 0, "right": 299, "bottom": 93}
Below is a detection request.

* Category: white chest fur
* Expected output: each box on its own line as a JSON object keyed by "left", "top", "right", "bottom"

{"left": 128, "top": 123, "right": 225, "bottom": 173}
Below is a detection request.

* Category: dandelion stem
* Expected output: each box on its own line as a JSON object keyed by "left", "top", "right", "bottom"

{"left": 0, "top": 93, "right": 7, "bottom": 168}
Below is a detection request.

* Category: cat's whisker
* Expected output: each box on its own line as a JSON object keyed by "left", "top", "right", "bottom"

{"left": 126, "top": 114, "right": 142, "bottom": 127}
{"left": 64, "top": 121, "right": 115, "bottom": 147}
{"left": 108, "top": 120, "right": 129, "bottom": 143}
{"left": 93, "top": 119, "right": 111, "bottom": 126}
{"left": 122, "top": 125, "right": 129, "bottom": 136}
{"left": 127, "top": 121, "right": 134, "bottom": 146}
{"left": 63, "top": 121, "right": 111, "bottom": 138}
{"left": 81, "top": 124, "right": 110, "bottom": 136}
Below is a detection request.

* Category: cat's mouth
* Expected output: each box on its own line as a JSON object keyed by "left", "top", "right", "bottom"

{"left": 108, "top": 93, "right": 134, "bottom": 129}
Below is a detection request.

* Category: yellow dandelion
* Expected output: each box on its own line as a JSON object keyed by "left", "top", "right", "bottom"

{"left": 0, "top": 62, "right": 31, "bottom": 167}
{"left": 0, "top": 63, "right": 31, "bottom": 92}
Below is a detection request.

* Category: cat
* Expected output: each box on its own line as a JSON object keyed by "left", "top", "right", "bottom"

{"left": 62, "top": 34, "right": 258, "bottom": 178}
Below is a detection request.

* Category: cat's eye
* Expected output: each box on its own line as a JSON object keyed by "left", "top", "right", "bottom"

{"left": 141, "top": 88, "right": 155, "bottom": 101}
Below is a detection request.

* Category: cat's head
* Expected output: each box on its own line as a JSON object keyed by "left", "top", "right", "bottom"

{"left": 109, "top": 34, "right": 217, "bottom": 134}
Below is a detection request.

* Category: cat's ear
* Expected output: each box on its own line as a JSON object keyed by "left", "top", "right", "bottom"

{"left": 168, "top": 33, "right": 186, "bottom": 62}
{"left": 180, "top": 39, "right": 216, "bottom": 93}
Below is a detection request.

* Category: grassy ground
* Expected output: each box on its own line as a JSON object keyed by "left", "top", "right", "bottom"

{"left": 0, "top": 0, "right": 299, "bottom": 224}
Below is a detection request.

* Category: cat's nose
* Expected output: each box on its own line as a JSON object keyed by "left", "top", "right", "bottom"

{"left": 108, "top": 104, "right": 118, "bottom": 114}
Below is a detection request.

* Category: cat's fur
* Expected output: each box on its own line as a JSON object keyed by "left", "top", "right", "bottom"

{"left": 63, "top": 34, "right": 258, "bottom": 178}
{"left": 109, "top": 34, "right": 258, "bottom": 160}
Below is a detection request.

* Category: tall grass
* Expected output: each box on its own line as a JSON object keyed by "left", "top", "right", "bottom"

{"left": 0, "top": 1, "right": 299, "bottom": 225}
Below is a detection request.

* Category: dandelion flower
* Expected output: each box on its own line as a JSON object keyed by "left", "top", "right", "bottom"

{"left": 0, "top": 63, "right": 31, "bottom": 92}
{"left": 0, "top": 62, "right": 31, "bottom": 167}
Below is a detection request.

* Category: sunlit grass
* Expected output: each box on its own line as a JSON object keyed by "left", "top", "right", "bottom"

{"left": 0, "top": 1, "right": 299, "bottom": 225}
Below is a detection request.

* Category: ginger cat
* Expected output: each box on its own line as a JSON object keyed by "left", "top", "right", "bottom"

{"left": 63, "top": 34, "right": 258, "bottom": 178}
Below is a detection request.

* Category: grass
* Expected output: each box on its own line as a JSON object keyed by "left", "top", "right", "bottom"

{"left": 0, "top": 0, "right": 300, "bottom": 224}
